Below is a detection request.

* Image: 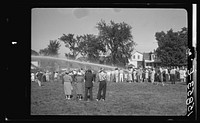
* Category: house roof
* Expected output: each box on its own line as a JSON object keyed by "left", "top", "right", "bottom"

{"left": 31, "top": 63, "right": 41, "bottom": 70}
{"left": 132, "top": 50, "right": 143, "bottom": 55}
{"left": 131, "top": 50, "right": 161, "bottom": 61}
{"left": 143, "top": 53, "right": 150, "bottom": 60}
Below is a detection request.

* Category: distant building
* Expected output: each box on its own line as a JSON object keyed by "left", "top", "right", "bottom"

{"left": 31, "top": 62, "right": 41, "bottom": 73}
{"left": 143, "top": 51, "right": 161, "bottom": 68}
{"left": 128, "top": 51, "right": 143, "bottom": 68}
{"left": 31, "top": 61, "right": 40, "bottom": 67}
{"left": 128, "top": 50, "right": 161, "bottom": 68}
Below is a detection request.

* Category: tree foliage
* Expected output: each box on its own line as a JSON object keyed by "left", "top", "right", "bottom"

{"left": 59, "top": 34, "right": 81, "bottom": 59}
{"left": 79, "top": 34, "right": 106, "bottom": 62}
{"left": 39, "top": 48, "right": 49, "bottom": 56}
{"left": 96, "top": 20, "right": 136, "bottom": 66}
{"left": 39, "top": 40, "right": 61, "bottom": 56}
{"left": 59, "top": 33, "right": 106, "bottom": 61}
{"left": 58, "top": 20, "right": 135, "bottom": 67}
{"left": 155, "top": 27, "right": 188, "bottom": 66}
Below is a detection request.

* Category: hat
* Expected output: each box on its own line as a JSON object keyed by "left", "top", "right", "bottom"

{"left": 99, "top": 68, "right": 104, "bottom": 72}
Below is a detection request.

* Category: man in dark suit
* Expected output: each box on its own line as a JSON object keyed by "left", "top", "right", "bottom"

{"left": 84, "top": 69, "right": 94, "bottom": 101}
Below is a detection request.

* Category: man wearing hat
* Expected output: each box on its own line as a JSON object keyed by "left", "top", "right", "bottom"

{"left": 96, "top": 68, "right": 107, "bottom": 101}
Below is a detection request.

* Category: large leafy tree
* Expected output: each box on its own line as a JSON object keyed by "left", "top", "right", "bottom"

{"left": 59, "top": 33, "right": 106, "bottom": 61}
{"left": 79, "top": 34, "right": 106, "bottom": 62}
{"left": 59, "top": 34, "right": 81, "bottom": 59}
{"left": 96, "top": 20, "right": 136, "bottom": 66}
{"left": 155, "top": 27, "right": 188, "bottom": 66}
{"left": 39, "top": 48, "right": 49, "bottom": 56}
{"left": 39, "top": 40, "right": 61, "bottom": 56}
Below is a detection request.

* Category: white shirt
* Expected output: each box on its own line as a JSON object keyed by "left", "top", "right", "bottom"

{"left": 170, "top": 69, "right": 176, "bottom": 74}
{"left": 159, "top": 68, "right": 163, "bottom": 73}
{"left": 54, "top": 73, "right": 58, "bottom": 78}
{"left": 99, "top": 72, "right": 107, "bottom": 81}
{"left": 115, "top": 70, "right": 119, "bottom": 76}
{"left": 151, "top": 70, "right": 155, "bottom": 76}
{"left": 165, "top": 69, "right": 169, "bottom": 74}
{"left": 119, "top": 70, "right": 123, "bottom": 74}
{"left": 145, "top": 70, "right": 148, "bottom": 78}
{"left": 31, "top": 73, "right": 35, "bottom": 80}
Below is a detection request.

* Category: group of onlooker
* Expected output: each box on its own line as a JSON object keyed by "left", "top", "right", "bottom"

{"left": 31, "top": 65, "right": 187, "bottom": 101}
{"left": 61, "top": 68, "right": 107, "bottom": 101}
{"left": 105, "top": 66, "right": 187, "bottom": 85}
{"left": 31, "top": 70, "right": 60, "bottom": 86}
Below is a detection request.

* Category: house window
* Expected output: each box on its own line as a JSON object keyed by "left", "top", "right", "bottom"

{"left": 133, "top": 55, "right": 135, "bottom": 59}
{"left": 138, "top": 55, "right": 140, "bottom": 59}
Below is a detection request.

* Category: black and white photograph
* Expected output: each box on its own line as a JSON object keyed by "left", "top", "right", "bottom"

{"left": 30, "top": 7, "right": 190, "bottom": 116}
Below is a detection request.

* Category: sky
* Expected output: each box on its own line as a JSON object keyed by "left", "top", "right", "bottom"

{"left": 32, "top": 8, "right": 187, "bottom": 58}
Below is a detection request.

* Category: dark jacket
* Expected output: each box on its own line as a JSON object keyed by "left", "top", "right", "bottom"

{"left": 37, "top": 72, "right": 43, "bottom": 81}
{"left": 85, "top": 72, "right": 94, "bottom": 87}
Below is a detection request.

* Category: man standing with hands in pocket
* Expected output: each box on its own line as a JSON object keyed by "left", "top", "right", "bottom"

{"left": 96, "top": 68, "right": 107, "bottom": 101}
{"left": 84, "top": 69, "right": 94, "bottom": 101}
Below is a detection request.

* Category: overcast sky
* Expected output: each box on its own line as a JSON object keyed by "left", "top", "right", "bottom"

{"left": 32, "top": 8, "right": 187, "bottom": 58}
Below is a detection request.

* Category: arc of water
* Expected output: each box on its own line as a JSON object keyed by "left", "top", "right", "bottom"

{"left": 31, "top": 55, "right": 116, "bottom": 70}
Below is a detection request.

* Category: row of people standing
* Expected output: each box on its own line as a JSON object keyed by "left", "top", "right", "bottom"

{"left": 31, "top": 70, "right": 61, "bottom": 86}
{"left": 61, "top": 68, "right": 107, "bottom": 101}
{"left": 106, "top": 66, "right": 187, "bottom": 85}
{"left": 32, "top": 71, "right": 46, "bottom": 86}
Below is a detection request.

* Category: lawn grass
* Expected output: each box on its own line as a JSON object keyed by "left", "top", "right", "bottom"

{"left": 31, "top": 80, "right": 187, "bottom": 115}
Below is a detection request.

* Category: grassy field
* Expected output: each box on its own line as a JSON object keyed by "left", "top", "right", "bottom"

{"left": 31, "top": 80, "right": 187, "bottom": 115}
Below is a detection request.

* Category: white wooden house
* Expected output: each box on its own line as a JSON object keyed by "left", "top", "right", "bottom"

{"left": 128, "top": 51, "right": 143, "bottom": 68}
